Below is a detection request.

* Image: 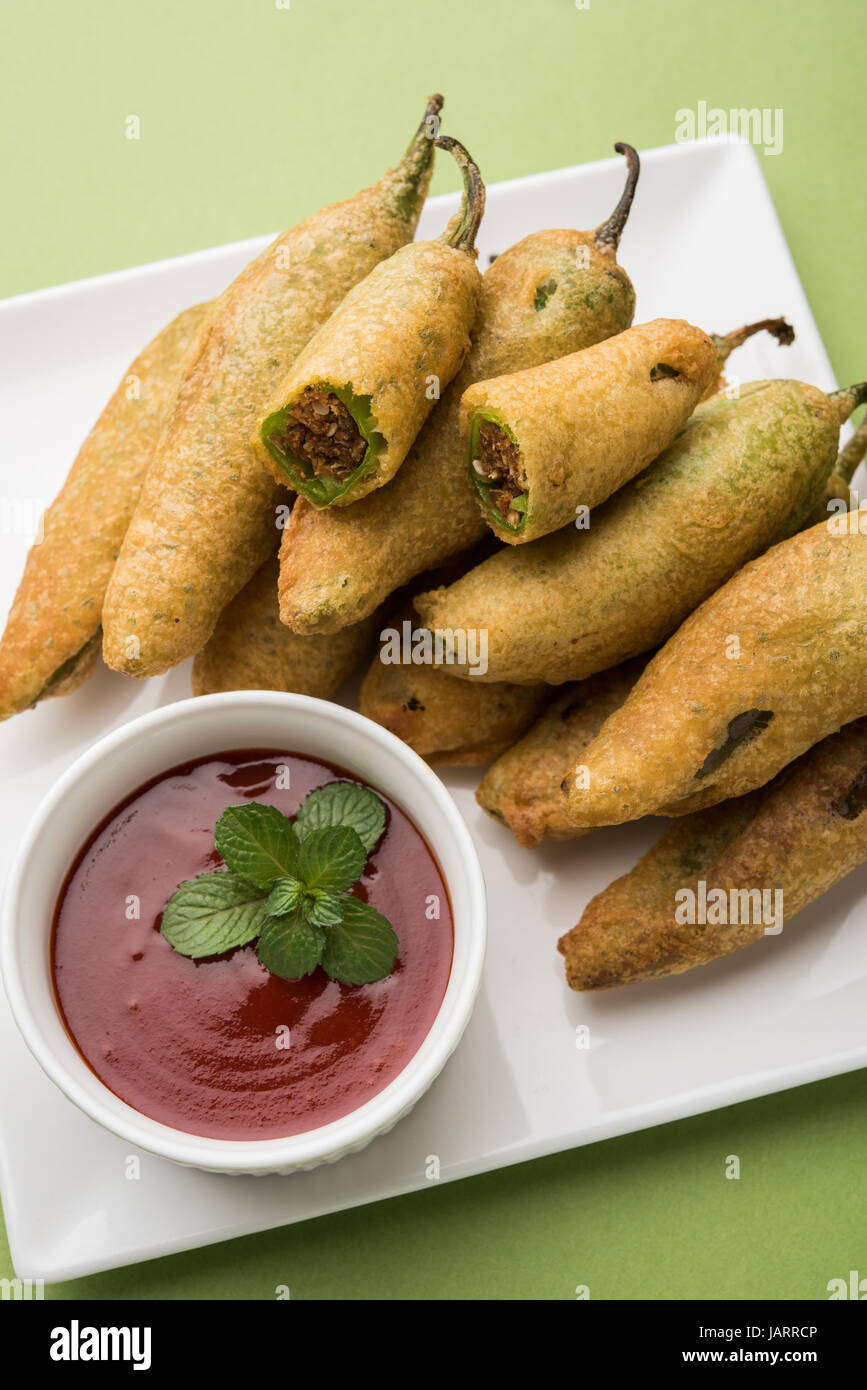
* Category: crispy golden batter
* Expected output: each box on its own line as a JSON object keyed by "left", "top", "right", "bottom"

{"left": 102, "top": 96, "right": 440, "bottom": 678}
{"left": 0, "top": 303, "right": 209, "bottom": 719}
{"left": 559, "top": 718, "right": 867, "bottom": 990}
{"left": 462, "top": 318, "right": 719, "bottom": 543}
{"left": 276, "top": 149, "right": 639, "bottom": 635}
{"left": 192, "top": 552, "right": 377, "bottom": 697}
{"left": 561, "top": 521, "right": 867, "bottom": 827}
{"left": 415, "top": 378, "right": 844, "bottom": 685}
{"left": 476, "top": 659, "right": 646, "bottom": 844}
{"left": 359, "top": 650, "right": 548, "bottom": 765}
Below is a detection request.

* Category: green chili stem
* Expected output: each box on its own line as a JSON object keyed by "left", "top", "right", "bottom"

{"left": 434, "top": 135, "right": 486, "bottom": 253}
{"left": 712, "top": 318, "right": 795, "bottom": 365}
{"left": 832, "top": 381, "right": 867, "bottom": 424}
{"left": 835, "top": 418, "right": 867, "bottom": 485}
{"left": 392, "top": 93, "right": 444, "bottom": 206}
{"left": 593, "top": 143, "right": 641, "bottom": 252}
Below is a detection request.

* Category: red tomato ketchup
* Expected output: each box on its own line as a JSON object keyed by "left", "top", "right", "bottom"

{"left": 51, "top": 750, "right": 454, "bottom": 1140}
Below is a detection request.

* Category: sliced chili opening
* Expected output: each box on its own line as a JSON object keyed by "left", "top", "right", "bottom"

{"left": 269, "top": 387, "right": 366, "bottom": 480}
{"left": 469, "top": 415, "right": 529, "bottom": 533}
{"left": 261, "top": 382, "right": 385, "bottom": 505}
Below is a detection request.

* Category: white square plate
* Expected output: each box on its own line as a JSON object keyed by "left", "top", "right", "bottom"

{"left": 1, "top": 138, "right": 865, "bottom": 1282}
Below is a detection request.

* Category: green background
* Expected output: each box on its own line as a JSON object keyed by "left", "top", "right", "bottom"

{"left": 1, "top": 0, "right": 865, "bottom": 1299}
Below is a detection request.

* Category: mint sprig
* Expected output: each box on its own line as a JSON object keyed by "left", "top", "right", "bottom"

{"left": 159, "top": 780, "right": 396, "bottom": 985}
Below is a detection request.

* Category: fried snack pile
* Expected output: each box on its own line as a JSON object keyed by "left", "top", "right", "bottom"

{"left": 276, "top": 142, "right": 641, "bottom": 635}
{"left": 101, "top": 95, "right": 442, "bottom": 678}
{"left": 4, "top": 112, "right": 865, "bottom": 998}
{"left": 414, "top": 371, "right": 840, "bottom": 685}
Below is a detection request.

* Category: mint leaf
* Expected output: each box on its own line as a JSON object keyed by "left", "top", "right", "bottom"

{"left": 296, "top": 825, "right": 367, "bottom": 893}
{"left": 305, "top": 889, "right": 345, "bottom": 928}
{"left": 161, "top": 872, "right": 268, "bottom": 959}
{"left": 215, "top": 802, "right": 299, "bottom": 890}
{"left": 265, "top": 876, "right": 304, "bottom": 916}
{"left": 257, "top": 908, "right": 325, "bottom": 980}
{"left": 295, "top": 781, "right": 386, "bottom": 853}
{"left": 321, "top": 896, "right": 398, "bottom": 984}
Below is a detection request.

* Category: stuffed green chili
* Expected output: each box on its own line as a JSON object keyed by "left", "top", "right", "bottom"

{"left": 465, "top": 317, "right": 794, "bottom": 543}
{"left": 255, "top": 136, "right": 485, "bottom": 507}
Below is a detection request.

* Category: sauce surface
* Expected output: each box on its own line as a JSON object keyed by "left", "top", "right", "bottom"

{"left": 52, "top": 750, "right": 453, "bottom": 1139}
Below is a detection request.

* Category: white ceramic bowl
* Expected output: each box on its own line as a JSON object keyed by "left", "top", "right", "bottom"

{"left": 0, "top": 692, "right": 486, "bottom": 1175}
